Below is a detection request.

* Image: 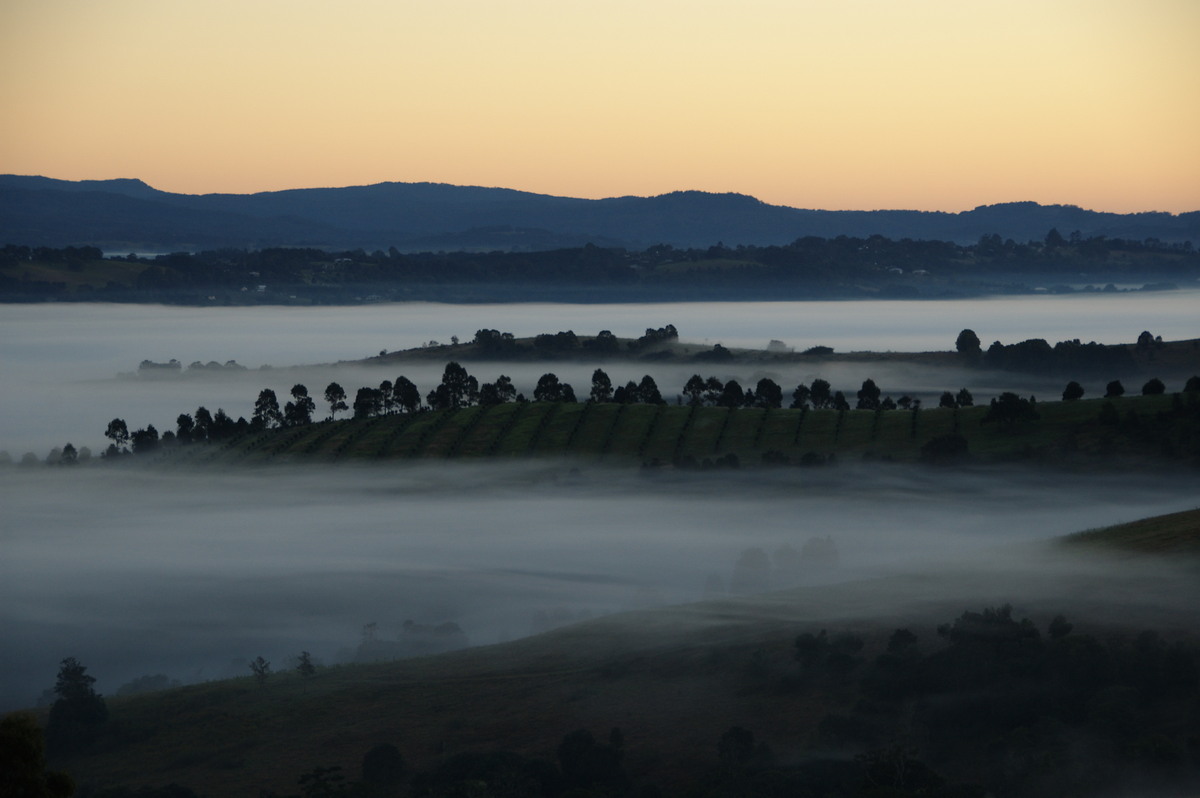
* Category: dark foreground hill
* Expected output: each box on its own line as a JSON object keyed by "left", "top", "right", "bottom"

{"left": 3, "top": 174, "right": 1197, "bottom": 251}
{"left": 29, "top": 510, "right": 1200, "bottom": 798}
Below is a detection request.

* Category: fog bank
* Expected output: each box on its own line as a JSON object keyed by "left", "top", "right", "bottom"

{"left": 2, "top": 461, "right": 1196, "bottom": 710}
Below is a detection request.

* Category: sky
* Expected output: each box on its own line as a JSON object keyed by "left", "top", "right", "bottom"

{"left": 2, "top": 0, "right": 1198, "bottom": 213}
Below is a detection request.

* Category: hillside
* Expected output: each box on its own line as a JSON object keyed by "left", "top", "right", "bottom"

{"left": 144, "top": 392, "right": 1199, "bottom": 472}
{"left": 33, "top": 509, "right": 1200, "bottom": 797}
{"left": 3, "top": 175, "right": 1197, "bottom": 252}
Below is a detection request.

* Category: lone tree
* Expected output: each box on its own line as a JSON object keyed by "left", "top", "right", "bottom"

{"left": 1104, "top": 380, "right": 1125, "bottom": 398}
{"left": 1142, "top": 377, "right": 1165, "bottom": 395}
{"left": 324, "top": 382, "right": 348, "bottom": 419}
{"left": 956, "top": 329, "right": 982, "bottom": 358}
{"left": 46, "top": 657, "right": 108, "bottom": 755}
{"left": 1062, "top": 381, "right": 1085, "bottom": 401}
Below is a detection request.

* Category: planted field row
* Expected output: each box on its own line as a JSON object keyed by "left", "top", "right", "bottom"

{"left": 163, "top": 392, "right": 1195, "bottom": 468}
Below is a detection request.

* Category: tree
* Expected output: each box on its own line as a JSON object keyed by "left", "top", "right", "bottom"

{"left": 428, "top": 362, "right": 478, "bottom": 410}
{"left": 1105, "top": 380, "right": 1125, "bottom": 398}
{"left": 249, "top": 656, "right": 271, "bottom": 687}
{"left": 956, "top": 329, "right": 982, "bottom": 357}
{"left": 1184, "top": 375, "right": 1200, "bottom": 393}
{"left": 590, "top": 369, "right": 614, "bottom": 403}
{"left": 176, "top": 413, "right": 194, "bottom": 444}
{"left": 353, "top": 387, "right": 383, "bottom": 419}
{"left": 809, "top": 379, "right": 832, "bottom": 409}
{"left": 378, "top": 380, "right": 394, "bottom": 415}
{"left": 193, "top": 407, "right": 213, "bottom": 442}
{"left": 534, "top": 373, "right": 575, "bottom": 403}
{"left": 791, "top": 382, "right": 812, "bottom": 410}
{"left": 285, "top": 384, "right": 316, "bottom": 426}
{"left": 59, "top": 443, "right": 77, "bottom": 465}
{"left": 938, "top": 391, "right": 957, "bottom": 408}
{"left": 856, "top": 378, "right": 881, "bottom": 410}
{"left": 754, "top": 378, "right": 782, "bottom": 409}
{"left": 394, "top": 376, "right": 422, "bottom": 413}
{"left": 324, "top": 382, "right": 348, "bottom": 420}
{"left": 252, "top": 389, "right": 283, "bottom": 430}
{"left": 130, "top": 424, "right": 159, "bottom": 454}
{"left": 104, "top": 418, "right": 130, "bottom": 452}
{"left": 683, "top": 374, "right": 707, "bottom": 406}
{"left": 717, "top": 379, "right": 745, "bottom": 409}
{"left": 638, "top": 374, "right": 664, "bottom": 405}
{"left": 1142, "top": 377, "right": 1165, "bottom": 395}
{"left": 956, "top": 388, "right": 974, "bottom": 407}
{"left": 1062, "top": 381, "right": 1085, "bottom": 401}
{"left": 46, "top": 657, "right": 108, "bottom": 755}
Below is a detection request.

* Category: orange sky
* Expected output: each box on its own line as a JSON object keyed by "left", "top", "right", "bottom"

{"left": 2, "top": 0, "right": 1198, "bottom": 212}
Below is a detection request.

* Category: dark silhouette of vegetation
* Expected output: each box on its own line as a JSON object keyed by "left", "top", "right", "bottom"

{"left": 46, "top": 657, "right": 108, "bottom": 755}
{"left": 0, "top": 712, "right": 74, "bottom": 798}
{"left": 1062, "top": 380, "right": 1085, "bottom": 401}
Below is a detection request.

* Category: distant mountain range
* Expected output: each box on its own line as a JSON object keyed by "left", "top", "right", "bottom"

{"left": 2, "top": 174, "right": 1196, "bottom": 252}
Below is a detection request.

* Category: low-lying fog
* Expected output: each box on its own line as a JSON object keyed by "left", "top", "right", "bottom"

{"left": 2, "top": 461, "right": 1197, "bottom": 710}
{"left": 3, "top": 293, "right": 1198, "bottom": 456}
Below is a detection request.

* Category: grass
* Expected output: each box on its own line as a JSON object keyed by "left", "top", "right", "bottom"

{"left": 1060, "top": 507, "right": 1200, "bottom": 554}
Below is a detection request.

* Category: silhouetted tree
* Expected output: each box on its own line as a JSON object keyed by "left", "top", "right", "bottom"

{"left": 638, "top": 374, "right": 664, "bottom": 404}
{"left": 754, "top": 378, "right": 782, "bottom": 409}
{"left": 252, "top": 389, "right": 283, "bottom": 429}
{"left": 1105, "top": 380, "right": 1125, "bottom": 398}
{"left": 956, "top": 388, "right": 974, "bottom": 407}
{"left": 59, "top": 443, "right": 77, "bottom": 465}
{"left": 130, "top": 424, "right": 159, "bottom": 454}
{"left": 682, "top": 374, "right": 706, "bottom": 406}
{"left": 427, "top": 362, "right": 478, "bottom": 410}
{"left": 717, "top": 379, "right": 745, "bottom": 409}
{"left": 175, "top": 413, "right": 194, "bottom": 444}
{"left": 956, "top": 329, "right": 982, "bottom": 357}
{"left": 193, "top": 407, "right": 213, "bottom": 441}
{"left": 394, "top": 376, "right": 422, "bottom": 413}
{"left": 324, "top": 382, "right": 348, "bottom": 419}
{"left": 46, "top": 657, "right": 108, "bottom": 755}
{"left": 104, "top": 418, "right": 130, "bottom": 453}
{"left": 534, "top": 373, "right": 576, "bottom": 403}
{"left": 938, "top": 391, "right": 957, "bottom": 408}
{"left": 284, "top": 384, "right": 315, "bottom": 426}
{"left": 590, "top": 369, "right": 614, "bottom": 403}
{"left": 353, "top": 387, "right": 383, "bottom": 419}
{"left": 856, "top": 378, "right": 882, "bottom": 410}
{"left": 479, "top": 375, "right": 516, "bottom": 406}
{"left": 810, "top": 379, "right": 832, "bottom": 409}
{"left": 1142, "top": 377, "right": 1165, "bottom": 395}
{"left": 1062, "top": 381, "right": 1085, "bottom": 401}
{"left": 791, "top": 382, "right": 812, "bottom": 409}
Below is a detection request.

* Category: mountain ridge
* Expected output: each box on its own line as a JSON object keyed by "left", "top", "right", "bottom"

{"left": 2, "top": 174, "right": 1197, "bottom": 251}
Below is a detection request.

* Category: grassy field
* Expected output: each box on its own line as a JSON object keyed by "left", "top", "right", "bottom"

{"left": 158, "top": 392, "right": 1198, "bottom": 471}
{"left": 1061, "top": 507, "right": 1200, "bottom": 554}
